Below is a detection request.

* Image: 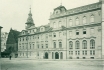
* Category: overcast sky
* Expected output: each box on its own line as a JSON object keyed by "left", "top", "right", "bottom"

{"left": 0, "top": 0, "right": 99, "bottom": 32}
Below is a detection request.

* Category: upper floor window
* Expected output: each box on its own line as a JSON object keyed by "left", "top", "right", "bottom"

{"left": 46, "top": 44, "right": 48, "bottom": 48}
{"left": 69, "top": 31, "right": 72, "bottom": 36}
{"left": 90, "top": 14, "right": 94, "bottom": 23}
{"left": 46, "top": 34, "right": 48, "bottom": 39}
{"left": 69, "top": 41, "right": 73, "bottom": 49}
{"left": 83, "top": 30, "right": 86, "bottom": 34}
{"left": 75, "top": 41, "right": 80, "bottom": 49}
{"left": 59, "top": 32, "right": 62, "bottom": 37}
{"left": 90, "top": 39, "right": 95, "bottom": 49}
{"left": 82, "top": 40, "right": 87, "bottom": 49}
{"left": 59, "top": 42, "right": 62, "bottom": 48}
{"left": 76, "top": 30, "right": 79, "bottom": 35}
{"left": 90, "top": 28, "right": 94, "bottom": 35}
{"left": 53, "top": 42, "right": 56, "bottom": 48}
{"left": 76, "top": 17, "right": 79, "bottom": 25}
{"left": 53, "top": 22, "right": 56, "bottom": 28}
{"left": 69, "top": 19, "right": 72, "bottom": 26}
{"left": 83, "top": 16, "right": 87, "bottom": 24}
{"left": 41, "top": 35, "right": 43, "bottom": 40}
{"left": 58, "top": 21, "right": 62, "bottom": 28}
{"left": 53, "top": 33, "right": 56, "bottom": 37}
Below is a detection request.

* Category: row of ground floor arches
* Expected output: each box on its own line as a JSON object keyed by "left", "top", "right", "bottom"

{"left": 18, "top": 50, "right": 101, "bottom": 59}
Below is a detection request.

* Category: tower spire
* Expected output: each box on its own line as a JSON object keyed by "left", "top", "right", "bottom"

{"left": 25, "top": 7, "right": 34, "bottom": 29}
{"left": 60, "top": 0, "right": 62, "bottom": 6}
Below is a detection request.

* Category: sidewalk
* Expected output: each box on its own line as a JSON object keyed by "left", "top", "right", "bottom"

{"left": 1, "top": 58, "right": 104, "bottom": 61}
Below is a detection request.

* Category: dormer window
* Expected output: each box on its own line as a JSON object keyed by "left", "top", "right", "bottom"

{"left": 41, "top": 28, "right": 44, "bottom": 32}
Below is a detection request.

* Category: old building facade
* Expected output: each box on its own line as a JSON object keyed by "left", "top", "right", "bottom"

{"left": 1, "top": 32, "right": 8, "bottom": 52}
{"left": 18, "top": 1, "right": 103, "bottom": 59}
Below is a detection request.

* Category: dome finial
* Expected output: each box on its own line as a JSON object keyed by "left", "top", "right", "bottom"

{"left": 30, "top": 5, "right": 31, "bottom": 13}
{"left": 60, "top": 0, "right": 62, "bottom": 6}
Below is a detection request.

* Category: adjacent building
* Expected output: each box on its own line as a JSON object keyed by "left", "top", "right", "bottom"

{"left": 6, "top": 28, "right": 20, "bottom": 58}
{"left": 1, "top": 32, "right": 8, "bottom": 52}
{"left": 18, "top": 0, "right": 103, "bottom": 59}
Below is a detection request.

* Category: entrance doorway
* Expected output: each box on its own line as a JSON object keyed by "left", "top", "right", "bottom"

{"left": 45, "top": 52, "right": 48, "bottom": 59}
{"left": 55, "top": 52, "right": 59, "bottom": 59}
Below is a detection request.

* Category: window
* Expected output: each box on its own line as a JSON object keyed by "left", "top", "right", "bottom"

{"left": 41, "top": 35, "right": 43, "bottom": 39}
{"left": 23, "top": 37, "right": 24, "bottom": 41}
{"left": 37, "top": 44, "right": 39, "bottom": 48}
{"left": 41, "top": 28, "right": 43, "bottom": 32}
{"left": 83, "top": 30, "right": 86, "bottom": 34}
{"left": 54, "top": 42, "right": 56, "bottom": 48}
{"left": 90, "top": 39, "right": 95, "bottom": 49}
{"left": 69, "top": 41, "right": 73, "bottom": 49}
{"left": 76, "top": 31, "right": 79, "bottom": 35}
{"left": 75, "top": 51, "right": 80, "bottom": 55}
{"left": 82, "top": 40, "right": 87, "bottom": 49}
{"left": 58, "top": 21, "right": 62, "bottom": 28}
{"left": 69, "top": 31, "right": 72, "bottom": 36}
{"left": 90, "top": 28, "right": 94, "bottom": 34}
{"left": 76, "top": 17, "right": 79, "bottom": 25}
{"left": 53, "top": 33, "right": 56, "bottom": 37}
{"left": 90, "top": 14, "right": 94, "bottom": 23}
{"left": 53, "top": 22, "right": 56, "bottom": 28}
{"left": 85, "top": 51, "right": 87, "bottom": 55}
{"left": 41, "top": 44, "right": 43, "bottom": 48}
{"left": 33, "top": 36, "right": 34, "bottom": 39}
{"left": 22, "top": 43, "right": 24, "bottom": 49}
{"left": 46, "top": 34, "right": 48, "bottom": 39}
{"left": 33, "top": 44, "right": 34, "bottom": 49}
{"left": 46, "top": 44, "right": 48, "bottom": 48}
{"left": 69, "top": 19, "right": 72, "bottom": 26}
{"left": 75, "top": 41, "right": 80, "bottom": 49}
{"left": 90, "top": 50, "right": 95, "bottom": 55}
{"left": 59, "top": 42, "right": 62, "bottom": 48}
{"left": 83, "top": 16, "right": 87, "bottom": 24}
{"left": 30, "top": 44, "right": 31, "bottom": 49}
{"left": 69, "top": 51, "right": 73, "bottom": 55}
{"left": 59, "top": 32, "right": 62, "bottom": 37}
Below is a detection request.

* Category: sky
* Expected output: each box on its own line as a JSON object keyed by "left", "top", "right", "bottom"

{"left": 0, "top": 0, "right": 99, "bottom": 32}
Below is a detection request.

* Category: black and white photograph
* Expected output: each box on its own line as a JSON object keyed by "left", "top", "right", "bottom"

{"left": 0, "top": 0, "right": 104, "bottom": 70}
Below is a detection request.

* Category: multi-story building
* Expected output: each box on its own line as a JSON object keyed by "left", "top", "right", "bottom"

{"left": 1, "top": 32, "right": 8, "bottom": 52}
{"left": 18, "top": 0, "right": 103, "bottom": 59}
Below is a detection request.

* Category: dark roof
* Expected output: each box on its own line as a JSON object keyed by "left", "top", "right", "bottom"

{"left": 6, "top": 29, "right": 20, "bottom": 44}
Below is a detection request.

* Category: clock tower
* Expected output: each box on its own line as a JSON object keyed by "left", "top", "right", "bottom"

{"left": 25, "top": 8, "right": 35, "bottom": 29}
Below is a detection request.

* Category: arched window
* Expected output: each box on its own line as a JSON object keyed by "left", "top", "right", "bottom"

{"left": 82, "top": 40, "right": 87, "bottom": 49}
{"left": 90, "top": 14, "right": 94, "bottom": 23}
{"left": 53, "top": 22, "right": 56, "bottom": 28}
{"left": 76, "top": 17, "right": 79, "bottom": 25}
{"left": 58, "top": 21, "right": 62, "bottom": 28}
{"left": 90, "top": 39, "right": 95, "bottom": 49}
{"left": 69, "top": 19, "right": 72, "bottom": 26}
{"left": 59, "top": 42, "right": 62, "bottom": 48}
{"left": 53, "top": 33, "right": 56, "bottom": 37}
{"left": 83, "top": 16, "right": 87, "bottom": 24}
{"left": 54, "top": 42, "right": 56, "bottom": 48}
{"left": 75, "top": 41, "right": 80, "bottom": 49}
{"left": 69, "top": 41, "right": 73, "bottom": 49}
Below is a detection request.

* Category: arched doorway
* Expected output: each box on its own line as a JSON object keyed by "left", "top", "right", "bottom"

{"left": 45, "top": 52, "right": 48, "bottom": 59}
{"left": 55, "top": 52, "right": 59, "bottom": 59}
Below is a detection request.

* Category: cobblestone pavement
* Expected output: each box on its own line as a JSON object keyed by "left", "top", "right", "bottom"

{"left": 1, "top": 58, "right": 104, "bottom": 70}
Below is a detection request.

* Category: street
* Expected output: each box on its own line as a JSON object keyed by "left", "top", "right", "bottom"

{"left": 1, "top": 58, "right": 104, "bottom": 70}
